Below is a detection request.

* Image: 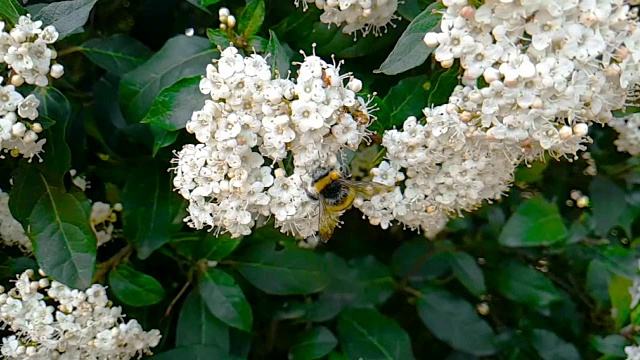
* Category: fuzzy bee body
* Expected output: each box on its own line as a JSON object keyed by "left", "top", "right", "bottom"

{"left": 308, "top": 167, "right": 391, "bottom": 242}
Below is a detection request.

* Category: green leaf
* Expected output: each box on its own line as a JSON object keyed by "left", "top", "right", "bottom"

{"left": 495, "top": 260, "right": 563, "bottom": 315}
{"left": 499, "top": 196, "right": 567, "bottom": 247}
{"left": 514, "top": 161, "right": 549, "bottom": 184}
{"left": 449, "top": 251, "right": 486, "bottom": 296}
{"left": 119, "top": 35, "right": 217, "bottom": 123}
{"left": 337, "top": 308, "right": 415, "bottom": 360}
{"left": 290, "top": 326, "right": 338, "bottom": 360}
{"left": 375, "top": 2, "right": 441, "bottom": 75}
{"left": 108, "top": 264, "right": 165, "bottom": 306}
{"left": 370, "top": 75, "right": 428, "bottom": 134}
{"left": 529, "top": 329, "right": 581, "bottom": 360}
{"left": 590, "top": 176, "right": 627, "bottom": 236}
{"left": 29, "top": 182, "right": 96, "bottom": 289}
{"left": 586, "top": 260, "right": 612, "bottom": 307}
{"left": 202, "top": 234, "right": 243, "bottom": 260}
{"left": 141, "top": 76, "right": 204, "bottom": 131}
{"left": 238, "top": 0, "right": 265, "bottom": 38}
{"left": 0, "top": 0, "right": 26, "bottom": 26}
{"left": 80, "top": 35, "right": 153, "bottom": 76}
{"left": 427, "top": 63, "right": 460, "bottom": 106}
{"left": 416, "top": 285, "right": 497, "bottom": 356}
{"left": 199, "top": 268, "right": 253, "bottom": 332}
{"left": 233, "top": 242, "right": 329, "bottom": 295}
{"left": 33, "top": 0, "right": 98, "bottom": 39}
{"left": 609, "top": 275, "right": 632, "bottom": 330}
{"left": 150, "top": 125, "right": 179, "bottom": 156}
{"left": 177, "top": 289, "right": 230, "bottom": 350}
{"left": 397, "top": 0, "right": 421, "bottom": 20}
{"left": 121, "top": 164, "right": 186, "bottom": 259}
{"left": 184, "top": 0, "right": 222, "bottom": 13}
{"left": 247, "top": 35, "right": 268, "bottom": 52}
{"left": 151, "top": 345, "right": 243, "bottom": 360}
{"left": 591, "top": 335, "right": 627, "bottom": 357}
{"left": 267, "top": 30, "right": 291, "bottom": 77}
{"left": 206, "top": 28, "right": 232, "bottom": 47}
{"left": 391, "top": 239, "right": 450, "bottom": 283}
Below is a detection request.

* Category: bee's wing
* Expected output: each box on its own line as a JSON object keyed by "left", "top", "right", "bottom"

{"left": 318, "top": 197, "right": 343, "bottom": 243}
{"left": 338, "top": 179, "right": 393, "bottom": 199}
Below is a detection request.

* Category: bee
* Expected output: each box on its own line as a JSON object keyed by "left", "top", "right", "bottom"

{"left": 306, "top": 167, "right": 392, "bottom": 242}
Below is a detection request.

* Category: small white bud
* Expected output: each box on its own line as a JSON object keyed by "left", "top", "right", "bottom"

{"left": 113, "top": 203, "right": 123, "bottom": 212}
{"left": 11, "top": 74, "right": 24, "bottom": 87}
{"left": 577, "top": 196, "right": 589, "bottom": 208}
{"left": 483, "top": 67, "right": 501, "bottom": 83}
{"left": 50, "top": 63, "right": 64, "bottom": 79}
{"left": 38, "top": 269, "right": 46, "bottom": 277}
{"left": 227, "top": 15, "right": 236, "bottom": 28}
{"left": 220, "top": 23, "right": 228, "bottom": 31}
{"left": 184, "top": 28, "right": 195, "bottom": 36}
{"left": 423, "top": 32, "right": 439, "bottom": 47}
{"left": 11, "top": 122, "right": 26, "bottom": 137}
{"left": 23, "top": 130, "right": 37, "bottom": 143}
{"left": 38, "top": 278, "right": 49, "bottom": 288}
{"left": 32, "top": 123, "right": 43, "bottom": 133}
{"left": 348, "top": 78, "right": 362, "bottom": 93}
{"left": 559, "top": 125, "right": 572, "bottom": 140}
{"left": 573, "top": 123, "right": 589, "bottom": 137}
{"left": 219, "top": 7, "right": 230, "bottom": 18}
{"left": 274, "top": 168, "right": 286, "bottom": 178}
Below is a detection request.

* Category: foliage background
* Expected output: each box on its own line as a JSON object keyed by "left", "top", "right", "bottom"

{"left": 0, "top": 0, "right": 639, "bottom": 359}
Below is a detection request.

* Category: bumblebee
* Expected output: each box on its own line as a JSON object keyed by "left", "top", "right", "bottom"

{"left": 306, "top": 167, "right": 392, "bottom": 242}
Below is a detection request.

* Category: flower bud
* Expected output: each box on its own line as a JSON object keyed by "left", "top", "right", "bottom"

{"left": 11, "top": 122, "right": 26, "bottom": 137}
{"left": 219, "top": 7, "right": 230, "bottom": 18}
{"left": 32, "top": 123, "right": 43, "bottom": 133}
{"left": 113, "top": 203, "right": 123, "bottom": 212}
{"left": 573, "top": 123, "right": 589, "bottom": 137}
{"left": 423, "top": 32, "right": 439, "bottom": 47}
{"left": 227, "top": 15, "right": 236, "bottom": 28}
{"left": 348, "top": 78, "right": 362, "bottom": 93}
{"left": 50, "top": 63, "right": 64, "bottom": 79}
{"left": 11, "top": 74, "right": 24, "bottom": 87}
{"left": 559, "top": 125, "right": 572, "bottom": 140}
{"left": 23, "top": 130, "right": 37, "bottom": 143}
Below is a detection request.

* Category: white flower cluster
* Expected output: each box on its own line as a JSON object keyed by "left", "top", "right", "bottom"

{"left": 626, "top": 345, "right": 640, "bottom": 360}
{"left": 173, "top": 46, "right": 374, "bottom": 238}
{"left": 90, "top": 202, "right": 123, "bottom": 247}
{"left": 0, "top": 188, "right": 31, "bottom": 252}
{"left": 0, "top": 15, "right": 64, "bottom": 162}
{"left": 0, "top": 15, "right": 63, "bottom": 87}
{"left": 357, "top": 0, "right": 640, "bottom": 236}
{"left": 0, "top": 269, "right": 161, "bottom": 359}
{"left": 294, "top": 0, "right": 399, "bottom": 37}
{"left": 609, "top": 113, "right": 640, "bottom": 156}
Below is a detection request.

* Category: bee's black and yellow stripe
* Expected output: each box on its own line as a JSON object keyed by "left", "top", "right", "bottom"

{"left": 313, "top": 170, "right": 357, "bottom": 212}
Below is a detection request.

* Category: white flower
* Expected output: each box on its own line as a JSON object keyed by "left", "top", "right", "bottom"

{"left": 17, "top": 94, "right": 39, "bottom": 120}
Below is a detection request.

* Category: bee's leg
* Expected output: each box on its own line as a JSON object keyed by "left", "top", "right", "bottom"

{"left": 304, "top": 187, "right": 319, "bottom": 201}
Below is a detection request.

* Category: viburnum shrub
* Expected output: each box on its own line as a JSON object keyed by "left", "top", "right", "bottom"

{"left": 1, "top": 0, "right": 640, "bottom": 359}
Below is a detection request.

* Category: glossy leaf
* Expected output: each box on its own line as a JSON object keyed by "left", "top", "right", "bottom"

{"left": 371, "top": 75, "right": 428, "bottom": 134}
{"left": 391, "top": 239, "right": 450, "bottom": 283}
{"left": 495, "top": 260, "right": 562, "bottom": 314}
{"left": 416, "top": 285, "right": 497, "bottom": 355}
{"left": 108, "top": 264, "right": 165, "bottom": 306}
{"left": 206, "top": 28, "right": 232, "bottom": 47}
{"left": 590, "top": 335, "right": 627, "bottom": 357}
{"left": 121, "top": 165, "right": 186, "bottom": 259}
{"left": 150, "top": 125, "right": 179, "bottom": 156}
{"left": 233, "top": 242, "right": 329, "bottom": 295}
{"left": 119, "top": 35, "right": 217, "bottom": 123}
{"left": 184, "top": 0, "right": 222, "bottom": 13}
{"left": 376, "top": 2, "right": 441, "bottom": 75}
{"left": 0, "top": 0, "right": 26, "bottom": 26}
{"left": 337, "top": 308, "right": 415, "bottom": 360}
{"left": 177, "top": 289, "right": 230, "bottom": 350}
{"left": 290, "top": 326, "right": 338, "bottom": 360}
{"left": 141, "top": 76, "right": 204, "bottom": 131}
{"left": 499, "top": 196, "right": 567, "bottom": 247}
{"left": 609, "top": 275, "right": 632, "bottom": 330}
{"left": 427, "top": 63, "right": 460, "bottom": 106}
{"left": 81, "top": 35, "right": 153, "bottom": 76}
{"left": 199, "top": 268, "right": 253, "bottom": 332}
{"left": 33, "top": 0, "right": 97, "bottom": 39}
{"left": 590, "top": 176, "right": 627, "bottom": 236}
{"left": 529, "top": 329, "right": 581, "bottom": 360}
{"left": 151, "top": 345, "right": 242, "bottom": 359}
{"left": 238, "top": 0, "right": 265, "bottom": 38}
{"left": 267, "top": 30, "right": 291, "bottom": 77}
{"left": 449, "top": 251, "right": 486, "bottom": 296}
{"left": 29, "top": 183, "right": 96, "bottom": 289}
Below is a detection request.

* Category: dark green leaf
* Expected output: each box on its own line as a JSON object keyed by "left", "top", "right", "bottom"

{"left": 416, "top": 285, "right": 497, "bottom": 356}
{"left": 397, "top": 0, "right": 421, "bottom": 20}
{"left": 370, "top": 75, "right": 428, "bottom": 134}
{"left": 586, "top": 260, "right": 612, "bottom": 307}
{"left": 81, "top": 35, "right": 153, "bottom": 76}
{"left": 121, "top": 165, "right": 186, "bottom": 259}
{"left": 267, "top": 30, "right": 291, "bottom": 77}
{"left": 206, "top": 28, "right": 232, "bottom": 47}
{"left": 151, "top": 345, "right": 242, "bottom": 359}
{"left": 184, "top": 0, "right": 222, "bottom": 13}
{"left": 376, "top": 2, "right": 441, "bottom": 75}
{"left": 177, "top": 289, "right": 230, "bottom": 350}
{"left": 591, "top": 335, "right": 627, "bottom": 357}
{"left": 29, "top": 182, "right": 96, "bottom": 289}
{"left": 529, "top": 329, "right": 581, "bottom": 360}
{"left": 609, "top": 275, "right": 632, "bottom": 330}
{"left": 449, "top": 251, "right": 486, "bottom": 296}
{"left": 199, "top": 268, "right": 253, "bottom": 331}
{"left": 247, "top": 35, "right": 268, "bottom": 52}
{"left": 427, "top": 63, "right": 460, "bottom": 106}
{"left": 590, "top": 176, "right": 627, "bottom": 236}
{"left": 202, "top": 234, "right": 243, "bottom": 260}
{"left": 108, "top": 264, "right": 165, "bottom": 306}
{"left": 0, "top": 0, "right": 26, "bottom": 26}
{"left": 150, "top": 125, "right": 179, "bottom": 156}
{"left": 495, "top": 260, "right": 562, "bottom": 315}
{"left": 337, "top": 308, "right": 415, "bottom": 360}
{"left": 514, "top": 161, "right": 549, "bottom": 184}
{"left": 33, "top": 0, "right": 97, "bottom": 39}
{"left": 9, "top": 166, "right": 46, "bottom": 227}
{"left": 233, "top": 242, "right": 329, "bottom": 295}
{"left": 499, "top": 196, "right": 567, "bottom": 247}
{"left": 238, "top": 0, "right": 265, "bottom": 37}
{"left": 391, "top": 239, "right": 450, "bottom": 283}
{"left": 290, "top": 326, "right": 338, "bottom": 360}
{"left": 119, "top": 35, "right": 217, "bottom": 123}
{"left": 141, "top": 76, "right": 204, "bottom": 131}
